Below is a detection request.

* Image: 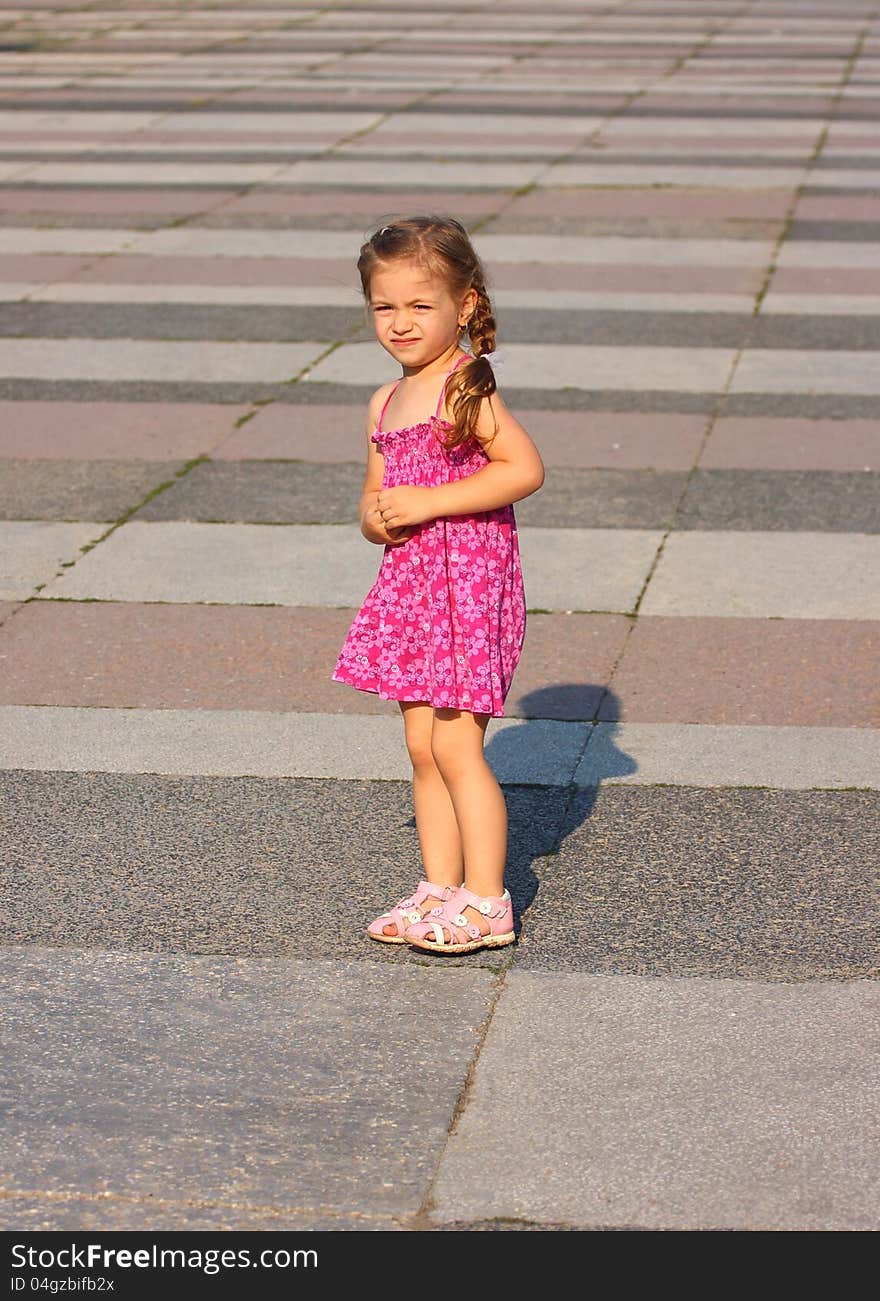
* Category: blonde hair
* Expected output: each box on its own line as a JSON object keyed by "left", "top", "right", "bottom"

{"left": 357, "top": 215, "right": 497, "bottom": 452}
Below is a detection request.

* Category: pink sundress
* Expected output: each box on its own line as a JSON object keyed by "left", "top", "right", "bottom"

{"left": 331, "top": 360, "right": 527, "bottom": 717}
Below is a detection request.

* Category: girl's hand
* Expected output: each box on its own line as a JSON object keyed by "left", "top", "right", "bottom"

{"left": 376, "top": 486, "right": 437, "bottom": 529}
{"left": 363, "top": 496, "right": 414, "bottom": 546}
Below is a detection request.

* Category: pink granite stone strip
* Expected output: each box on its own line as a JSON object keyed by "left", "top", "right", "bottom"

{"left": 602, "top": 616, "right": 880, "bottom": 727}
{"left": 0, "top": 189, "right": 238, "bottom": 215}
{"left": 214, "top": 406, "right": 710, "bottom": 470}
{"left": 488, "top": 264, "right": 766, "bottom": 294}
{"left": 0, "top": 601, "right": 632, "bottom": 720}
{"left": 769, "top": 268, "right": 880, "bottom": 294}
{"left": 793, "top": 196, "right": 880, "bottom": 220}
{"left": 0, "top": 255, "right": 99, "bottom": 282}
{"left": 0, "top": 403, "right": 251, "bottom": 460}
{"left": 702, "top": 418, "right": 880, "bottom": 471}
{"left": 58, "top": 255, "right": 767, "bottom": 294}
{"left": 221, "top": 190, "right": 503, "bottom": 218}
{"left": 507, "top": 189, "right": 793, "bottom": 219}
{"left": 70, "top": 255, "right": 355, "bottom": 286}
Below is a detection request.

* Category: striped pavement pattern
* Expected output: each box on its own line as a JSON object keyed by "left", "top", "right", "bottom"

{"left": 1, "top": 0, "right": 878, "bottom": 1234}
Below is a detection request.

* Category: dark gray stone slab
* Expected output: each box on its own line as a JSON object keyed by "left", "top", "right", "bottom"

{"left": 676, "top": 468, "right": 880, "bottom": 533}
{"left": 513, "top": 785, "right": 879, "bottom": 980}
{"left": 135, "top": 460, "right": 686, "bottom": 529}
{"left": 0, "top": 459, "right": 186, "bottom": 523}
{"left": 0, "top": 771, "right": 565, "bottom": 963}
{"left": 516, "top": 467, "right": 685, "bottom": 529}
{"left": 723, "top": 393, "right": 880, "bottom": 419}
{"left": 134, "top": 460, "right": 366, "bottom": 524}
{"left": 748, "top": 316, "right": 880, "bottom": 351}
{"left": 0, "top": 947, "right": 494, "bottom": 1216}
{"left": 0, "top": 1195, "right": 404, "bottom": 1232}
{"left": 0, "top": 303, "right": 367, "bottom": 344}
{"left": 787, "top": 221, "right": 880, "bottom": 242}
{"left": 0, "top": 379, "right": 723, "bottom": 414}
{"left": 494, "top": 311, "right": 753, "bottom": 348}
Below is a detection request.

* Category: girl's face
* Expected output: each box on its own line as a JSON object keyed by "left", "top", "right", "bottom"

{"left": 367, "top": 259, "right": 476, "bottom": 372}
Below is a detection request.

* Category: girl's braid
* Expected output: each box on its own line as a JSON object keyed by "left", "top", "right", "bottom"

{"left": 466, "top": 281, "right": 497, "bottom": 358}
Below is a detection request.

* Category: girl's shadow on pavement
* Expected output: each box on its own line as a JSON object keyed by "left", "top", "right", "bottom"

{"left": 484, "top": 684, "right": 637, "bottom": 935}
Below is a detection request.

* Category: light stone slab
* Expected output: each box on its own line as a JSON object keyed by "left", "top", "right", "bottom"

{"left": 22, "top": 163, "right": 292, "bottom": 185}
{"left": 0, "top": 706, "right": 585, "bottom": 785}
{"left": 732, "top": 351, "right": 880, "bottom": 397}
{"left": 269, "top": 160, "right": 545, "bottom": 188}
{"left": 37, "top": 522, "right": 386, "bottom": 607}
{"left": 430, "top": 973, "right": 880, "bottom": 1231}
{"left": 640, "top": 531, "right": 880, "bottom": 620}
{"left": 0, "top": 340, "right": 325, "bottom": 384}
{"left": 776, "top": 242, "right": 880, "bottom": 270}
{"left": 78, "top": 228, "right": 775, "bottom": 268}
{"left": 602, "top": 117, "right": 825, "bottom": 136}
{"left": 26, "top": 282, "right": 755, "bottom": 314}
{"left": 575, "top": 722, "right": 880, "bottom": 791}
{"left": 760, "top": 294, "right": 880, "bottom": 316}
{"left": 0, "top": 521, "right": 107, "bottom": 601}
{"left": 517, "top": 528, "right": 663, "bottom": 614}
{"left": 544, "top": 164, "right": 808, "bottom": 189}
{"left": 0, "top": 228, "right": 140, "bottom": 255}
{"left": 34, "top": 520, "right": 645, "bottom": 615}
{"left": 157, "top": 110, "right": 382, "bottom": 132}
{"left": 0, "top": 284, "right": 36, "bottom": 301}
{"left": 305, "top": 341, "right": 738, "bottom": 394}
{"left": 30, "top": 282, "right": 363, "bottom": 306}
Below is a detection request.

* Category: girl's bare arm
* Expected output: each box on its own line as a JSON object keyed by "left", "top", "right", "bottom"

{"left": 429, "top": 392, "right": 544, "bottom": 518}
{"left": 359, "top": 386, "right": 412, "bottom": 545}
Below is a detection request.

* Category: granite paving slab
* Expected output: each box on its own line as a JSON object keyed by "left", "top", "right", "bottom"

{"left": 700, "top": 417, "right": 880, "bottom": 471}
{"left": 132, "top": 460, "right": 367, "bottom": 524}
{"left": 0, "top": 770, "right": 564, "bottom": 958}
{"left": 746, "top": 316, "right": 880, "bottom": 350}
{"left": 731, "top": 350, "right": 880, "bottom": 397}
{"left": 0, "top": 520, "right": 106, "bottom": 601}
{"left": 430, "top": 971, "right": 880, "bottom": 1230}
{"left": 574, "top": 721, "right": 880, "bottom": 791}
{"left": 639, "top": 530, "right": 880, "bottom": 619}
{"left": 0, "top": 706, "right": 588, "bottom": 788}
{"left": 0, "top": 602, "right": 630, "bottom": 722}
{"left": 515, "top": 468, "right": 686, "bottom": 530}
{"left": 602, "top": 616, "right": 880, "bottom": 727}
{"left": 305, "top": 341, "right": 739, "bottom": 394}
{"left": 674, "top": 468, "right": 880, "bottom": 533}
{"left": 0, "top": 458, "right": 185, "bottom": 521}
{"left": 0, "top": 401, "right": 251, "bottom": 460}
{"left": 512, "top": 783, "right": 878, "bottom": 979}
{"left": 0, "top": 1197, "right": 404, "bottom": 1232}
{"left": 36, "top": 519, "right": 659, "bottom": 615}
{"left": 0, "top": 946, "right": 495, "bottom": 1216}
{"left": 0, "top": 338, "right": 325, "bottom": 383}
{"left": 134, "top": 461, "right": 687, "bottom": 531}
{"left": 213, "top": 407, "right": 709, "bottom": 471}
{"left": 517, "top": 528, "right": 663, "bottom": 614}
{"left": 0, "top": 302, "right": 366, "bottom": 343}
{"left": 38, "top": 521, "right": 387, "bottom": 607}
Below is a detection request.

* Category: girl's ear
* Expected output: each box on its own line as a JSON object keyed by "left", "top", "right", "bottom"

{"left": 458, "top": 286, "right": 478, "bottom": 327}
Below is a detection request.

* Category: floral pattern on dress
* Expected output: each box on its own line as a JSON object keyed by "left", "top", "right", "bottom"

{"left": 331, "top": 415, "right": 527, "bottom": 717}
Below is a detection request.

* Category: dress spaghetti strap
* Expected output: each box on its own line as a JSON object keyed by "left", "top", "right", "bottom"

{"left": 375, "top": 381, "right": 401, "bottom": 434}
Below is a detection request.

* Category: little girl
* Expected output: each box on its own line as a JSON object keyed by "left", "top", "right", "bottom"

{"left": 331, "top": 215, "right": 544, "bottom": 955}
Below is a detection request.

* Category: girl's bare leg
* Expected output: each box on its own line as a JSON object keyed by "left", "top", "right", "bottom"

{"left": 399, "top": 700, "right": 465, "bottom": 886}
{"left": 430, "top": 708, "right": 507, "bottom": 923}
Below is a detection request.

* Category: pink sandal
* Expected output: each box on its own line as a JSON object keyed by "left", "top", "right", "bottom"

{"left": 404, "top": 885, "right": 515, "bottom": 955}
{"left": 367, "top": 880, "right": 453, "bottom": 944}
